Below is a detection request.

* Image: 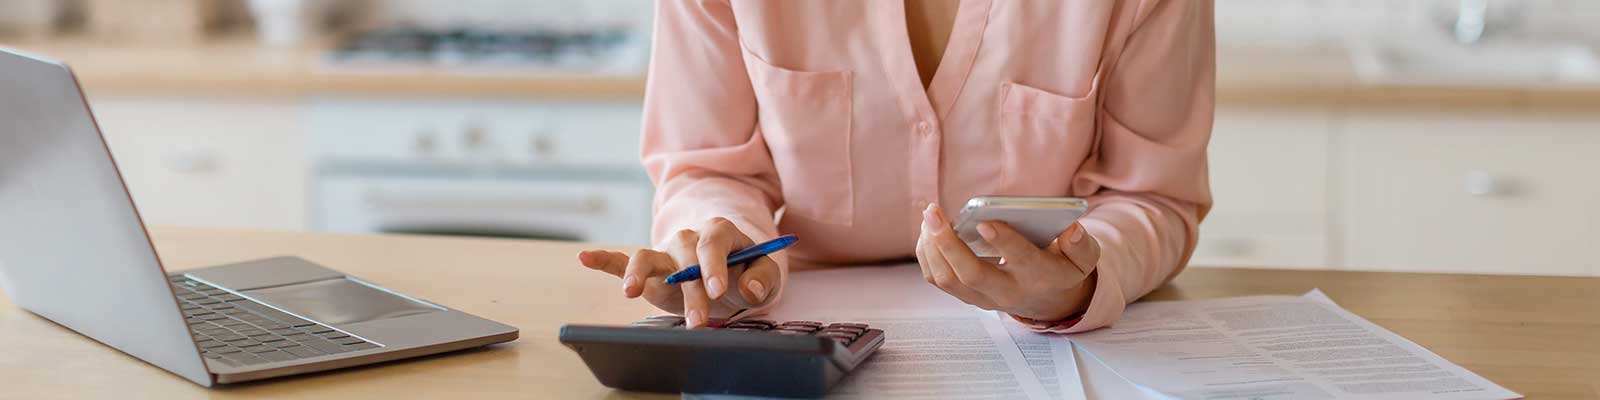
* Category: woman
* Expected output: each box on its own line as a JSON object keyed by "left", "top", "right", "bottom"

{"left": 579, "top": 0, "right": 1213, "bottom": 333}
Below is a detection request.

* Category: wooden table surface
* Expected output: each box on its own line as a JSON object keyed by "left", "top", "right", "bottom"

{"left": 1, "top": 227, "right": 1596, "bottom": 399}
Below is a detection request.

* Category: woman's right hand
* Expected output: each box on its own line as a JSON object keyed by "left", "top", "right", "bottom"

{"left": 577, "top": 217, "right": 782, "bottom": 328}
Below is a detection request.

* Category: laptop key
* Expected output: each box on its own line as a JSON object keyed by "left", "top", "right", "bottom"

{"left": 332, "top": 337, "right": 367, "bottom": 346}
{"left": 259, "top": 335, "right": 287, "bottom": 343}
{"left": 257, "top": 351, "right": 296, "bottom": 362}
{"left": 272, "top": 340, "right": 300, "bottom": 348}
{"left": 247, "top": 346, "right": 280, "bottom": 354}
{"left": 301, "top": 338, "right": 348, "bottom": 354}
{"left": 282, "top": 346, "right": 323, "bottom": 358}
{"left": 235, "top": 339, "right": 263, "bottom": 348}
{"left": 212, "top": 347, "right": 243, "bottom": 355}
{"left": 212, "top": 333, "right": 247, "bottom": 342}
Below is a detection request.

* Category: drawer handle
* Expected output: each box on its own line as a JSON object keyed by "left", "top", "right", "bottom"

{"left": 1464, "top": 170, "right": 1497, "bottom": 196}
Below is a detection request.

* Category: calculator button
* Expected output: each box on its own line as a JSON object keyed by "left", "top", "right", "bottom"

{"left": 772, "top": 329, "right": 810, "bottom": 335}
{"left": 726, "top": 320, "right": 775, "bottom": 330}
{"left": 819, "top": 334, "right": 854, "bottom": 344}
{"left": 819, "top": 332, "right": 858, "bottom": 340}
{"left": 832, "top": 323, "right": 869, "bottom": 329}
{"left": 823, "top": 325, "right": 867, "bottom": 335}
{"left": 780, "top": 321, "right": 822, "bottom": 328}
{"left": 645, "top": 316, "right": 685, "bottom": 323}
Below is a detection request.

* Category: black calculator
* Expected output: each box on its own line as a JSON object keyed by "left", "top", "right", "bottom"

{"left": 560, "top": 316, "right": 886, "bottom": 398}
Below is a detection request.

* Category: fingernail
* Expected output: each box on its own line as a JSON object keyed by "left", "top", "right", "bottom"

{"left": 921, "top": 207, "right": 937, "bottom": 231}
{"left": 686, "top": 309, "right": 705, "bottom": 328}
{"left": 706, "top": 276, "right": 725, "bottom": 298}
{"left": 1068, "top": 223, "right": 1085, "bottom": 244}
{"left": 622, "top": 275, "right": 638, "bottom": 292}
{"left": 977, "top": 223, "right": 997, "bottom": 241}
{"left": 746, "top": 280, "right": 768, "bottom": 302}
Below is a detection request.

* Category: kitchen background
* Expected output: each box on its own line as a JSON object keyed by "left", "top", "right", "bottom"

{"left": 2, "top": 0, "right": 1596, "bottom": 276}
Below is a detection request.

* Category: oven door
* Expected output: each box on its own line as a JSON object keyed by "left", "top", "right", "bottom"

{"left": 313, "top": 174, "right": 651, "bottom": 245}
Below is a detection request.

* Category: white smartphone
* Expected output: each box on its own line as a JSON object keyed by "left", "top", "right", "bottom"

{"left": 953, "top": 196, "right": 1088, "bottom": 258}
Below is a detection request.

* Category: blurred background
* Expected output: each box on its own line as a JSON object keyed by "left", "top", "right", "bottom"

{"left": 1, "top": 0, "right": 1595, "bottom": 276}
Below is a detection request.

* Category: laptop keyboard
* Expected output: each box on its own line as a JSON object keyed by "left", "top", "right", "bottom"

{"left": 169, "top": 275, "right": 381, "bottom": 367}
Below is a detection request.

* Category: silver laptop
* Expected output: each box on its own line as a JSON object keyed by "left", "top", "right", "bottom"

{"left": 0, "top": 48, "right": 518, "bottom": 386}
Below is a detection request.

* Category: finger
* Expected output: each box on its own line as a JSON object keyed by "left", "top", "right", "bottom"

{"left": 915, "top": 235, "right": 935, "bottom": 284}
{"left": 1058, "top": 222, "right": 1101, "bottom": 276}
{"left": 918, "top": 227, "right": 1000, "bottom": 310}
{"left": 695, "top": 217, "right": 754, "bottom": 300}
{"left": 977, "top": 221, "right": 1048, "bottom": 267}
{"left": 578, "top": 250, "right": 629, "bottom": 277}
{"left": 622, "top": 249, "right": 673, "bottom": 298}
{"left": 922, "top": 204, "right": 1006, "bottom": 293}
{"left": 736, "top": 256, "right": 780, "bottom": 305}
{"left": 664, "top": 230, "right": 712, "bottom": 329}
{"left": 636, "top": 251, "right": 688, "bottom": 310}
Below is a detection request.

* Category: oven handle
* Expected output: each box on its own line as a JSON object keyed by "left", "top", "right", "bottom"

{"left": 362, "top": 189, "right": 608, "bottom": 215}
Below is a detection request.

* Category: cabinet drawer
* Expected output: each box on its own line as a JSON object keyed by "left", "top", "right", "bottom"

{"left": 1192, "top": 106, "right": 1331, "bottom": 268}
{"left": 1339, "top": 110, "right": 1600, "bottom": 276}
{"left": 90, "top": 96, "right": 307, "bottom": 230}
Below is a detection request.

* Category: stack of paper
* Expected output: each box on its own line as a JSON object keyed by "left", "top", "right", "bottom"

{"left": 688, "top": 264, "right": 1520, "bottom": 400}
{"left": 1060, "top": 290, "right": 1520, "bottom": 399}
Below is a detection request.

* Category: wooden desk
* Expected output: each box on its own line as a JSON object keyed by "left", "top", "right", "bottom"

{"left": 2, "top": 227, "right": 1597, "bottom": 399}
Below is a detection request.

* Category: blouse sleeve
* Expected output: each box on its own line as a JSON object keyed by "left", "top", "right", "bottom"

{"left": 1019, "top": 0, "right": 1216, "bottom": 333}
{"left": 640, "top": 0, "right": 789, "bottom": 311}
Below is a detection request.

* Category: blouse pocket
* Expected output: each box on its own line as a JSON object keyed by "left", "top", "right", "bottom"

{"left": 995, "top": 82, "right": 1097, "bottom": 195}
{"left": 742, "top": 48, "right": 854, "bottom": 225}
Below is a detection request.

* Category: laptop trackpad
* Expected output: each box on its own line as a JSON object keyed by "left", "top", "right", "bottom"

{"left": 242, "top": 278, "right": 443, "bottom": 325}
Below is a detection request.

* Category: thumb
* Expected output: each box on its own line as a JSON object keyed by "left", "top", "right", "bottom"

{"left": 1058, "top": 222, "right": 1100, "bottom": 276}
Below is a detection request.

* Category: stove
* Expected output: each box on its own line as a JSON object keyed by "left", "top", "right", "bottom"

{"left": 326, "top": 27, "right": 647, "bottom": 73}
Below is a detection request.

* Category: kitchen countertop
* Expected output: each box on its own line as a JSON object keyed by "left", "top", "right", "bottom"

{"left": 4, "top": 36, "right": 1598, "bottom": 108}
{"left": 1216, "top": 45, "right": 1600, "bottom": 109}
{"left": 1, "top": 226, "right": 1596, "bottom": 398}
{"left": 1, "top": 36, "right": 647, "bottom": 99}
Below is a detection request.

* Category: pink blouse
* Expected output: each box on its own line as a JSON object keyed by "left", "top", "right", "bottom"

{"left": 640, "top": 0, "right": 1214, "bottom": 333}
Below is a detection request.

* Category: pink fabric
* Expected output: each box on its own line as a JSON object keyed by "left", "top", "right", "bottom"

{"left": 641, "top": 0, "right": 1214, "bottom": 333}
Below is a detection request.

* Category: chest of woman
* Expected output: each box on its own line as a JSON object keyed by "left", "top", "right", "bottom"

{"left": 725, "top": 1, "right": 1131, "bottom": 261}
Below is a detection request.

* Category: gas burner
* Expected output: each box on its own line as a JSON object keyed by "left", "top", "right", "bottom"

{"left": 327, "top": 26, "right": 643, "bottom": 71}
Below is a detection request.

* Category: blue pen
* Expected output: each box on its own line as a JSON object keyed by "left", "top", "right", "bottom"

{"left": 665, "top": 235, "right": 798, "bottom": 285}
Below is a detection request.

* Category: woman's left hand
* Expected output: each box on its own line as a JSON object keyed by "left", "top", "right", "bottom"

{"left": 915, "top": 203, "right": 1099, "bottom": 322}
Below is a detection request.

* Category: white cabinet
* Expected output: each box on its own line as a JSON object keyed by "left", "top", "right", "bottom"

{"left": 1191, "top": 106, "right": 1333, "bottom": 269}
{"left": 87, "top": 95, "right": 308, "bottom": 231}
{"left": 1337, "top": 108, "right": 1600, "bottom": 275}
{"left": 1197, "top": 102, "right": 1600, "bottom": 276}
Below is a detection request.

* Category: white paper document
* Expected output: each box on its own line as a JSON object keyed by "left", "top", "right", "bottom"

{"left": 1065, "top": 292, "right": 1521, "bottom": 400}
{"left": 999, "top": 312, "right": 1086, "bottom": 400}
{"left": 688, "top": 264, "right": 1051, "bottom": 400}
{"left": 819, "top": 310, "right": 1050, "bottom": 399}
